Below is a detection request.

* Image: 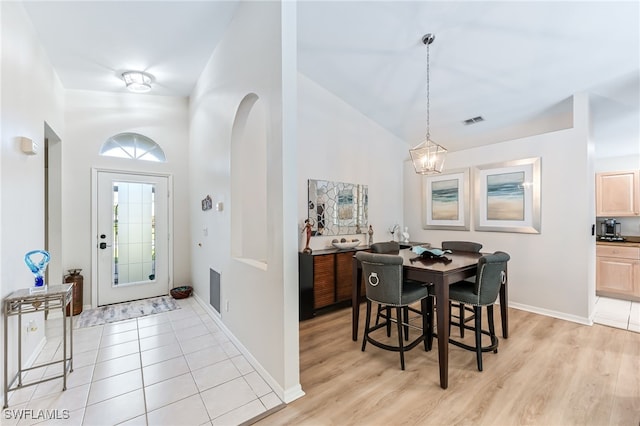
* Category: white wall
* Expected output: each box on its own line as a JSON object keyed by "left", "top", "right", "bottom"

{"left": 63, "top": 90, "right": 191, "bottom": 307}
{"left": 189, "top": 1, "right": 301, "bottom": 402}
{"left": 297, "top": 74, "right": 408, "bottom": 251}
{"left": 1, "top": 2, "right": 65, "bottom": 399}
{"left": 404, "top": 94, "right": 595, "bottom": 323}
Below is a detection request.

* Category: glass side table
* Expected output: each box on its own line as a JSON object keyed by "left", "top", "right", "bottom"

{"left": 3, "top": 284, "right": 73, "bottom": 408}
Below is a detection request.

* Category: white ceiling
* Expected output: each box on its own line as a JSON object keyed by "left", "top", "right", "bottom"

{"left": 21, "top": 1, "right": 240, "bottom": 96}
{"left": 21, "top": 1, "right": 640, "bottom": 156}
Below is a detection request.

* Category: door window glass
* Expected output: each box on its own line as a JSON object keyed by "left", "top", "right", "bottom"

{"left": 112, "top": 181, "right": 156, "bottom": 286}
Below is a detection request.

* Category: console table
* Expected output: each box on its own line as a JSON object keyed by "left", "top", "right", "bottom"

{"left": 3, "top": 284, "right": 73, "bottom": 408}
{"left": 299, "top": 246, "right": 370, "bottom": 320}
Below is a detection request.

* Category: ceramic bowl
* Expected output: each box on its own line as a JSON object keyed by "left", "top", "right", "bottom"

{"left": 332, "top": 241, "right": 361, "bottom": 250}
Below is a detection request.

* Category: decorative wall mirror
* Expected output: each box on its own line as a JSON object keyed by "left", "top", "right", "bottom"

{"left": 307, "top": 179, "right": 368, "bottom": 236}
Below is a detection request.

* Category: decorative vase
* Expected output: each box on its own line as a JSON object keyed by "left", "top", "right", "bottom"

{"left": 64, "top": 269, "right": 84, "bottom": 316}
{"left": 24, "top": 250, "right": 51, "bottom": 293}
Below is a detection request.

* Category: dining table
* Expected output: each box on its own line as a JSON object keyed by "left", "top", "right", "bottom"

{"left": 352, "top": 248, "right": 509, "bottom": 389}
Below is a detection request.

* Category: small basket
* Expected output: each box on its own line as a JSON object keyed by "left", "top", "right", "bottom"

{"left": 170, "top": 285, "right": 193, "bottom": 299}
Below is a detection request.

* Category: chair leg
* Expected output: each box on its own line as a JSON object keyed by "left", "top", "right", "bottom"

{"left": 448, "top": 301, "right": 452, "bottom": 336}
{"left": 396, "top": 307, "right": 405, "bottom": 370}
{"left": 474, "top": 306, "right": 483, "bottom": 371}
{"left": 362, "top": 300, "right": 372, "bottom": 352}
{"left": 459, "top": 303, "right": 465, "bottom": 337}
{"left": 487, "top": 305, "right": 498, "bottom": 353}
{"left": 386, "top": 306, "right": 391, "bottom": 337}
{"left": 403, "top": 306, "right": 409, "bottom": 341}
{"left": 426, "top": 296, "right": 434, "bottom": 351}
{"left": 421, "top": 298, "right": 430, "bottom": 351}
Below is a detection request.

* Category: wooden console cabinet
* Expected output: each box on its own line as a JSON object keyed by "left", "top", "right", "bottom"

{"left": 299, "top": 247, "right": 368, "bottom": 320}
{"left": 596, "top": 243, "right": 640, "bottom": 302}
{"left": 596, "top": 170, "right": 640, "bottom": 217}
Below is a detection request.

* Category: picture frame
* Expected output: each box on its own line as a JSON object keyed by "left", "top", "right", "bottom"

{"left": 474, "top": 157, "right": 541, "bottom": 234}
{"left": 423, "top": 168, "right": 470, "bottom": 230}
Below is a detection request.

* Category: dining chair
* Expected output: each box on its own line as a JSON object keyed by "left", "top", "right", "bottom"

{"left": 441, "top": 241, "right": 483, "bottom": 337}
{"left": 370, "top": 241, "right": 401, "bottom": 337}
{"left": 448, "top": 251, "right": 510, "bottom": 371}
{"left": 355, "top": 251, "right": 432, "bottom": 370}
{"left": 370, "top": 241, "right": 400, "bottom": 254}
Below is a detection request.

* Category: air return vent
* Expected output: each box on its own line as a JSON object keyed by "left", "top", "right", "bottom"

{"left": 463, "top": 116, "right": 484, "bottom": 125}
{"left": 210, "top": 268, "right": 220, "bottom": 313}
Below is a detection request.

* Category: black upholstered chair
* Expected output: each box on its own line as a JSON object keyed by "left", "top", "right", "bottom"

{"left": 448, "top": 251, "right": 510, "bottom": 371}
{"left": 441, "top": 241, "right": 483, "bottom": 337}
{"left": 370, "top": 241, "right": 401, "bottom": 336}
{"left": 355, "top": 251, "right": 432, "bottom": 370}
{"left": 441, "top": 241, "right": 483, "bottom": 253}
{"left": 370, "top": 241, "right": 400, "bottom": 255}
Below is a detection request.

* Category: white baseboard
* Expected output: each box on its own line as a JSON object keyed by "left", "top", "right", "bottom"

{"left": 191, "top": 292, "right": 305, "bottom": 404}
{"left": 47, "top": 304, "right": 94, "bottom": 320}
{"left": 508, "top": 302, "right": 593, "bottom": 326}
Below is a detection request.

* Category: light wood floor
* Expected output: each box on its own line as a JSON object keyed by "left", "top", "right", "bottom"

{"left": 258, "top": 304, "right": 640, "bottom": 425}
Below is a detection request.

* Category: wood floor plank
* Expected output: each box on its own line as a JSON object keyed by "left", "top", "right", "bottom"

{"left": 257, "top": 305, "right": 640, "bottom": 426}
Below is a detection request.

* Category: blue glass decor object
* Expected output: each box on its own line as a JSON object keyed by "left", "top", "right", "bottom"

{"left": 24, "top": 250, "right": 51, "bottom": 293}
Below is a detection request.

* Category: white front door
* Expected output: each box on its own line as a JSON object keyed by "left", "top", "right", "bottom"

{"left": 96, "top": 171, "right": 170, "bottom": 306}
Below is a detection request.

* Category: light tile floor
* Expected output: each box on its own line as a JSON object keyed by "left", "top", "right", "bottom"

{"left": 4, "top": 297, "right": 284, "bottom": 425}
{"left": 593, "top": 296, "right": 640, "bottom": 333}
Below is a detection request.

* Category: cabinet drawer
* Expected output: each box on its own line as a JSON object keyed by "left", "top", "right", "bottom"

{"left": 596, "top": 245, "right": 640, "bottom": 259}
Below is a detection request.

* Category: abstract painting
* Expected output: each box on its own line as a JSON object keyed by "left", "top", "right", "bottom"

{"left": 475, "top": 157, "right": 541, "bottom": 233}
{"left": 486, "top": 171, "right": 525, "bottom": 220}
{"left": 423, "top": 168, "right": 470, "bottom": 230}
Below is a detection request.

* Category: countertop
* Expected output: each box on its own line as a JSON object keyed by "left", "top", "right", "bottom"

{"left": 597, "top": 236, "right": 640, "bottom": 248}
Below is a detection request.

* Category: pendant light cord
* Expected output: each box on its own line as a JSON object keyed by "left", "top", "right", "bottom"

{"left": 425, "top": 37, "right": 431, "bottom": 141}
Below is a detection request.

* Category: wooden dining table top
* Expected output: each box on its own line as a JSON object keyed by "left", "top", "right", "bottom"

{"left": 397, "top": 249, "right": 483, "bottom": 272}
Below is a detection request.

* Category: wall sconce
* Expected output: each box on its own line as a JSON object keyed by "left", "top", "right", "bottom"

{"left": 20, "top": 137, "right": 38, "bottom": 155}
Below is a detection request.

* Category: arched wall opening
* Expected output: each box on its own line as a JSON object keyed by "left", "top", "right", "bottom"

{"left": 230, "top": 93, "right": 268, "bottom": 265}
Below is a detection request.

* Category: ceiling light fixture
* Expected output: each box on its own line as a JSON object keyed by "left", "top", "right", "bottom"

{"left": 409, "top": 33, "right": 447, "bottom": 174}
{"left": 122, "top": 71, "right": 153, "bottom": 93}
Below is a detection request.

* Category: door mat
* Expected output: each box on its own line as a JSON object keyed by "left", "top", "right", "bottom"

{"left": 75, "top": 295, "right": 180, "bottom": 329}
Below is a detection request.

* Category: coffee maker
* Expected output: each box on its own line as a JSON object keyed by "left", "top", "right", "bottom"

{"left": 599, "top": 218, "right": 624, "bottom": 241}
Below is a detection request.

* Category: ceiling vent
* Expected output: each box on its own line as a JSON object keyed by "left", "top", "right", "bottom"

{"left": 463, "top": 116, "right": 484, "bottom": 125}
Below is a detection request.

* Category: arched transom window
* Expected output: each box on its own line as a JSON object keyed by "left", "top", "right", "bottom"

{"left": 100, "top": 133, "right": 166, "bottom": 162}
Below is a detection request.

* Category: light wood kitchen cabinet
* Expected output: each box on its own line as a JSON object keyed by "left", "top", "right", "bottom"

{"left": 596, "top": 244, "right": 640, "bottom": 302}
{"left": 595, "top": 170, "right": 640, "bottom": 217}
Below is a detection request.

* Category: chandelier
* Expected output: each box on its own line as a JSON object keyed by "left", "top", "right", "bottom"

{"left": 409, "top": 34, "right": 447, "bottom": 174}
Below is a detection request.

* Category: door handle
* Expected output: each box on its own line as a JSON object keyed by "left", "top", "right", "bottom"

{"left": 99, "top": 242, "right": 112, "bottom": 250}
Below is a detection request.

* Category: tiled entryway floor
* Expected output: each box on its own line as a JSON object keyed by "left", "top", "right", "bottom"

{"left": 594, "top": 296, "right": 640, "bottom": 333}
{"left": 4, "top": 297, "right": 283, "bottom": 425}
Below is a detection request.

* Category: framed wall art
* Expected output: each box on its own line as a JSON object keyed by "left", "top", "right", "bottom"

{"left": 423, "top": 168, "right": 470, "bottom": 230}
{"left": 474, "top": 157, "right": 541, "bottom": 233}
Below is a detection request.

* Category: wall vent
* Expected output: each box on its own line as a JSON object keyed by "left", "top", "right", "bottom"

{"left": 463, "top": 116, "right": 484, "bottom": 125}
{"left": 210, "top": 268, "right": 221, "bottom": 313}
